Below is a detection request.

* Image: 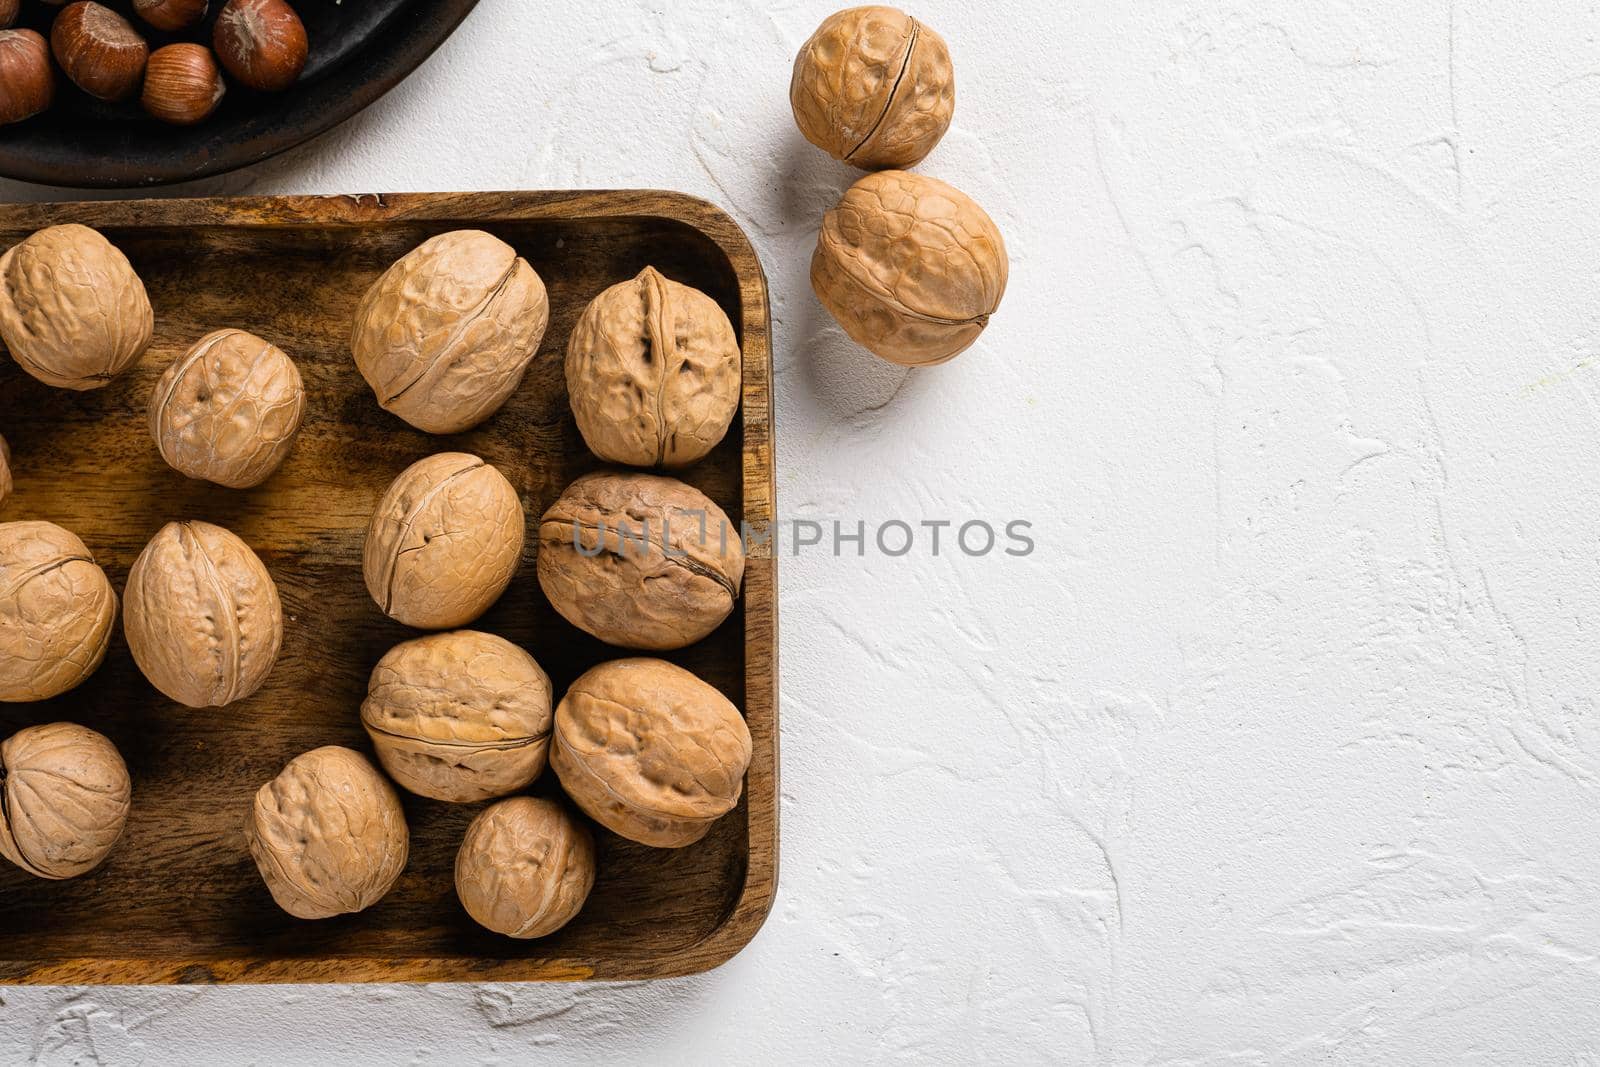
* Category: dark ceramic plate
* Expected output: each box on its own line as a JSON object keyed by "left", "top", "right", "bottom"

{"left": 0, "top": 0, "right": 479, "bottom": 188}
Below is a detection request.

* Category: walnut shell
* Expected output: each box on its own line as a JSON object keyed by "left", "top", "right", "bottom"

{"left": 551, "top": 658, "right": 751, "bottom": 847}
{"left": 351, "top": 230, "right": 549, "bottom": 434}
{"left": 455, "top": 796, "right": 595, "bottom": 938}
{"left": 0, "top": 521, "right": 116, "bottom": 702}
{"left": 0, "top": 722, "right": 130, "bottom": 879}
{"left": 362, "top": 630, "right": 553, "bottom": 803}
{"left": 0, "top": 224, "right": 153, "bottom": 390}
{"left": 0, "top": 433, "right": 11, "bottom": 509}
{"left": 363, "top": 453, "right": 525, "bottom": 630}
{"left": 246, "top": 746, "right": 408, "bottom": 919}
{"left": 123, "top": 520, "right": 283, "bottom": 708}
{"left": 565, "top": 266, "right": 741, "bottom": 468}
{"left": 150, "top": 328, "right": 306, "bottom": 489}
{"left": 790, "top": 6, "right": 955, "bottom": 169}
{"left": 811, "top": 170, "right": 1007, "bottom": 366}
{"left": 537, "top": 471, "right": 744, "bottom": 650}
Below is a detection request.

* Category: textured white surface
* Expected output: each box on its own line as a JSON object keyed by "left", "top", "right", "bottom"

{"left": 3, "top": 0, "right": 1600, "bottom": 1062}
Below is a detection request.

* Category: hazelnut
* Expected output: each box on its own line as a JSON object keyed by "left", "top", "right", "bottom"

{"left": 0, "top": 434, "right": 11, "bottom": 510}
{"left": 0, "top": 521, "right": 117, "bottom": 703}
{"left": 246, "top": 746, "right": 408, "bottom": 919}
{"left": 51, "top": 2, "right": 148, "bottom": 104}
{"left": 133, "top": 0, "right": 208, "bottom": 33}
{"left": 455, "top": 796, "right": 595, "bottom": 939}
{"left": 552, "top": 658, "right": 752, "bottom": 847}
{"left": 0, "top": 224, "right": 153, "bottom": 391}
{"left": 0, "top": 1, "right": 19, "bottom": 31}
{"left": 0, "top": 723, "right": 130, "bottom": 880}
{"left": 812, "top": 170, "right": 1007, "bottom": 365}
{"left": 150, "top": 328, "right": 306, "bottom": 489}
{"left": 124, "top": 520, "right": 283, "bottom": 708}
{"left": 790, "top": 6, "right": 954, "bottom": 169}
{"left": 141, "top": 42, "right": 223, "bottom": 125}
{"left": 362, "top": 630, "right": 553, "bottom": 803}
{"left": 566, "top": 266, "right": 742, "bottom": 469}
{"left": 363, "top": 453, "right": 524, "bottom": 630}
{"left": 351, "top": 230, "right": 549, "bottom": 435}
{"left": 0, "top": 29, "right": 49, "bottom": 126}
{"left": 213, "top": 0, "right": 305, "bottom": 92}
{"left": 537, "top": 471, "right": 744, "bottom": 651}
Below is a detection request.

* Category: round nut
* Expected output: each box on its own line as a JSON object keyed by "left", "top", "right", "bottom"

{"left": 362, "top": 630, "right": 553, "bottom": 803}
{"left": 811, "top": 170, "right": 1007, "bottom": 366}
{"left": 552, "top": 658, "right": 752, "bottom": 847}
{"left": 246, "top": 746, "right": 408, "bottom": 919}
{"left": 141, "top": 42, "right": 223, "bottom": 125}
{"left": 124, "top": 520, "right": 283, "bottom": 708}
{"left": 455, "top": 796, "right": 594, "bottom": 939}
{"left": 0, "top": 723, "right": 130, "bottom": 879}
{"left": 565, "top": 266, "right": 741, "bottom": 468}
{"left": 0, "top": 224, "right": 153, "bottom": 390}
{"left": 150, "top": 328, "right": 306, "bottom": 489}
{"left": 0, "top": 521, "right": 116, "bottom": 703}
{"left": 790, "top": 6, "right": 954, "bottom": 169}
{"left": 0, "top": 433, "right": 11, "bottom": 509}
{"left": 0, "top": 29, "right": 54, "bottom": 125}
{"left": 537, "top": 471, "right": 743, "bottom": 651}
{"left": 213, "top": 0, "right": 306, "bottom": 93}
{"left": 51, "top": 2, "right": 148, "bottom": 104}
{"left": 363, "top": 453, "right": 524, "bottom": 630}
{"left": 133, "top": 0, "right": 208, "bottom": 32}
{"left": 0, "top": 2, "right": 18, "bottom": 30}
{"left": 351, "top": 230, "right": 549, "bottom": 435}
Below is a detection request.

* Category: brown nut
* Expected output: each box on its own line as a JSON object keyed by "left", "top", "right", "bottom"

{"left": 363, "top": 453, "right": 524, "bottom": 630}
{"left": 565, "top": 266, "right": 741, "bottom": 468}
{"left": 0, "top": 2, "right": 18, "bottom": 30}
{"left": 0, "top": 434, "right": 11, "bottom": 510}
{"left": 0, "top": 29, "right": 51, "bottom": 125}
{"left": 0, "top": 723, "right": 130, "bottom": 879}
{"left": 537, "top": 471, "right": 743, "bottom": 651}
{"left": 150, "top": 328, "right": 306, "bottom": 489}
{"left": 790, "top": 6, "right": 954, "bottom": 169}
{"left": 455, "top": 796, "right": 594, "bottom": 938}
{"left": 124, "top": 520, "right": 282, "bottom": 708}
{"left": 246, "top": 746, "right": 408, "bottom": 919}
{"left": 0, "top": 521, "right": 116, "bottom": 702}
{"left": 133, "top": 0, "right": 208, "bottom": 32}
{"left": 214, "top": 0, "right": 305, "bottom": 93}
{"left": 51, "top": 2, "right": 148, "bottom": 103}
{"left": 141, "top": 42, "right": 223, "bottom": 125}
{"left": 362, "top": 630, "right": 553, "bottom": 803}
{"left": 811, "top": 169, "right": 1007, "bottom": 366}
{"left": 552, "top": 658, "right": 751, "bottom": 847}
{"left": 0, "top": 224, "right": 153, "bottom": 390}
{"left": 351, "top": 230, "right": 549, "bottom": 435}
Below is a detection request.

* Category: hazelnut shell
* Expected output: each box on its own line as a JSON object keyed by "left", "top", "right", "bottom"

{"left": 0, "top": 224, "right": 153, "bottom": 390}
{"left": 141, "top": 42, "right": 223, "bottom": 125}
{"left": 455, "top": 796, "right": 595, "bottom": 939}
{"left": 133, "top": 0, "right": 208, "bottom": 32}
{"left": 565, "top": 266, "right": 742, "bottom": 468}
{"left": 552, "top": 658, "right": 752, "bottom": 847}
{"left": 0, "top": 521, "right": 117, "bottom": 703}
{"left": 51, "top": 2, "right": 148, "bottom": 104}
{"left": 0, "top": 723, "right": 130, "bottom": 879}
{"left": 0, "top": 29, "right": 54, "bottom": 125}
{"left": 213, "top": 0, "right": 306, "bottom": 92}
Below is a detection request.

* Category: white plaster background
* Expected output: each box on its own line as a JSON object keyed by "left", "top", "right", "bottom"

{"left": 3, "top": 0, "right": 1599, "bottom": 1062}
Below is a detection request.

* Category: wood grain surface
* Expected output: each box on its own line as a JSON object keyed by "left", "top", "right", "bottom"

{"left": 0, "top": 191, "right": 777, "bottom": 983}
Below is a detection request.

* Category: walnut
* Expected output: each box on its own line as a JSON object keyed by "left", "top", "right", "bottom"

{"left": 362, "top": 630, "right": 553, "bottom": 803}
{"left": 537, "top": 471, "right": 744, "bottom": 650}
{"left": 0, "top": 521, "right": 116, "bottom": 702}
{"left": 149, "top": 328, "right": 306, "bottom": 489}
{"left": 565, "top": 266, "right": 742, "bottom": 468}
{"left": 363, "top": 453, "right": 525, "bottom": 630}
{"left": 0, "top": 433, "right": 11, "bottom": 509}
{"left": 812, "top": 170, "right": 1007, "bottom": 365}
{"left": 551, "top": 658, "right": 751, "bottom": 847}
{"left": 0, "top": 723, "right": 130, "bottom": 879}
{"left": 123, "top": 520, "right": 283, "bottom": 708}
{"left": 351, "top": 230, "right": 549, "bottom": 434}
{"left": 246, "top": 745, "right": 408, "bottom": 919}
{"left": 455, "top": 796, "right": 595, "bottom": 938}
{"left": 790, "top": 6, "right": 955, "bottom": 169}
{"left": 0, "top": 223, "right": 153, "bottom": 390}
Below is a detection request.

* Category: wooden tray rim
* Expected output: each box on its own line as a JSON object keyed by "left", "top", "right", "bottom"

{"left": 0, "top": 189, "right": 779, "bottom": 985}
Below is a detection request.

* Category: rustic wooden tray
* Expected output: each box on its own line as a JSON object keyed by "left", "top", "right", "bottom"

{"left": 0, "top": 191, "right": 777, "bottom": 983}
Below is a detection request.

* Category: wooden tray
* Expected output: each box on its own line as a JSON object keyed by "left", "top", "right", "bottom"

{"left": 0, "top": 191, "right": 777, "bottom": 983}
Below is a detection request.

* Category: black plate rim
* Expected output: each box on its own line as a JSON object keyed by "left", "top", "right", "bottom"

{"left": 0, "top": 0, "right": 481, "bottom": 190}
